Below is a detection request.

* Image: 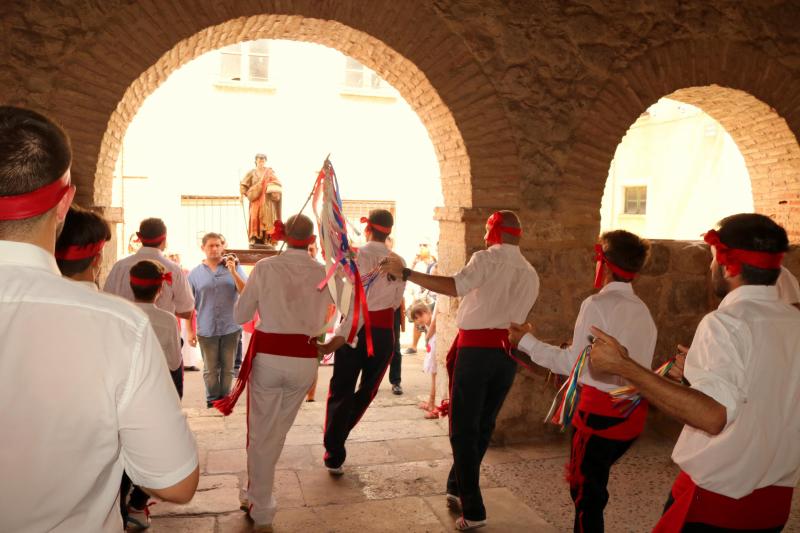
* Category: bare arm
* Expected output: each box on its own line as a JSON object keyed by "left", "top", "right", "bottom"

{"left": 175, "top": 310, "right": 193, "bottom": 320}
{"left": 379, "top": 257, "right": 457, "bottom": 297}
{"left": 142, "top": 465, "right": 199, "bottom": 504}
{"left": 589, "top": 326, "right": 727, "bottom": 435}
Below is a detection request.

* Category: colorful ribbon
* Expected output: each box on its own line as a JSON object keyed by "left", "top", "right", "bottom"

{"left": 609, "top": 358, "right": 676, "bottom": 416}
{"left": 704, "top": 229, "right": 783, "bottom": 276}
{"left": 270, "top": 219, "right": 316, "bottom": 248}
{"left": 55, "top": 240, "right": 106, "bottom": 261}
{"left": 360, "top": 216, "right": 391, "bottom": 234}
{"left": 484, "top": 211, "right": 522, "bottom": 246}
{"left": 594, "top": 244, "right": 636, "bottom": 288}
{"left": 545, "top": 344, "right": 592, "bottom": 430}
{"left": 0, "top": 170, "right": 71, "bottom": 221}
{"left": 130, "top": 272, "right": 173, "bottom": 287}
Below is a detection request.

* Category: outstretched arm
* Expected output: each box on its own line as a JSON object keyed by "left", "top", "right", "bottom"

{"left": 589, "top": 326, "right": 727, "bottom": 435}
{"left": 379, "top": 256, "right": 457, "bottom": 297}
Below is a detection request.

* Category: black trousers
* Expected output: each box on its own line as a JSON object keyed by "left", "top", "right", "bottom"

{"left": 388, "top": 308, "right": 403, "bottom": 385}
{"left": 569, "top": 413, "right": 636, "bottom": 533}
{"left": 661, "top": 494, "right": 785, "bottom": 533}
{"left": 323, "top": 325, "right": 394, "bottom": 468}
{"left": 446, "top": 347, "right": 516, "bottom": 521}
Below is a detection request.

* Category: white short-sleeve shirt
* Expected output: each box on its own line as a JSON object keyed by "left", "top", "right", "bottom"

{"left": 672, "top": 285, "right": 800, "bottom": 498}
{"left": 135, "top": 302, "right": 183, "bottom": 371}
{"left": 0, "top": 241, "right": 198, "bottom": 532}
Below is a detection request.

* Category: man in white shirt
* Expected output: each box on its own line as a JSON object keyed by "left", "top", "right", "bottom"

{"left": 318, "top": 209, "right": 406, "bottom": 475}
{"left": 775, "top": 266, "right": 800, "bottom": 309}
{"left": 54, "top": 205, "right": 112, "bottom": 289}
{"left": 0, "top": 105, "right": 198, "bottom": 532}
{"left": 104, "top": 216, "right": 195, "bottom": 319}
{"left": 381, "top": 210, "right": 539, "bottom": 531}
{"left": 590, "top": 213, "right": 799, "bottom": 532}
{"left": 510, "top": 230, "right": 656, "bottom": 533}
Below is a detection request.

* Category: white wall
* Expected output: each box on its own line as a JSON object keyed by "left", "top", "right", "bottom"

{"left": 115, "top": 39, "right": 442, "bottom": 268}
{"left": 600, "top": 98, "right": 754, "bottom": 240}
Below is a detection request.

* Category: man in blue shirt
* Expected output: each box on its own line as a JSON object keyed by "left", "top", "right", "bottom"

{"left": 188, "top": 232, "right": 247, "bottom": 408}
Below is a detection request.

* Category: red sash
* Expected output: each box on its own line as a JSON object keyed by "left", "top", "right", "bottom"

{"left": 445, "top": 328, "right": 508, "bottom": 378}
{"left": 568, "top": 385, "right": 648, "bottom": 492}
{"left": 368, "top": 308, "right": 394, "bottom": 330}
{"left": 653, "top": 471, "right": 793, "bottom": 532}
{"left": 213, "top": 330, "right": 317, "bottom": 415}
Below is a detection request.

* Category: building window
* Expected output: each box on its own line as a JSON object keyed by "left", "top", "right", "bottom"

{"left": 180, "top": 196, "right": 248, "bottom": 249}
{"left": 219, "top": 40, "right": 270, "bottom": 83}
{"left": 624, "top": 186, "right": 647, "bottom": 215}
{"left": 343, "top": 57, "right": 386, "bottom": 91}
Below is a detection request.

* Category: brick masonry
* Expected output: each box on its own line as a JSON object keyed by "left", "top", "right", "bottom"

{"left": 2, "top": 0, "right": 800, "bottom": 440}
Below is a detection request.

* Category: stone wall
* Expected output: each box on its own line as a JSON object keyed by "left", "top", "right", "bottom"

{"left": 2, "top": 0, "right": 800, "bottom": 441}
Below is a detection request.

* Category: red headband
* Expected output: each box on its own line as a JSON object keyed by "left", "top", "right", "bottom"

{"left": 55, "top": 240, "right": 106, "bottom": 261}
{"left": 271, "top": 220, "right": 316, "bottom": 248}
{"left": 130, "top": 272, "right": 173, "bottom": 287}
{"left": 704, "top": 229, "right": 783, "bottom": 276}
{"left": 484, "top": 211, "right": 522, "bottom": 246}
{"left": 594, "top": 244, "right": 636, "bottom": 288}
{"left": 0, "top": 170, "right": 71, "bottom": 221}
{"left": 360, "top": 216, "right": 391, "bottom": 234}
{"left": 135, "top": 232, "right": 166, "bottom": 245}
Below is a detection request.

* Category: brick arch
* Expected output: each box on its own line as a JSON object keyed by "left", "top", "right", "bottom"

{"left": 42, "top": 5, "right": 520, "bottom": 218}
{"left": 568, "top": 40, "right": 800, "bottom": 239}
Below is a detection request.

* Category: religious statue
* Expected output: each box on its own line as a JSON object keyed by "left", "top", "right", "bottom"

{"left": 240, "top": 153, "right": 282, "bottom": 246}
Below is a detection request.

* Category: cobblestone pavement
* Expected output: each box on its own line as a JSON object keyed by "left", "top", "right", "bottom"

{"left": 149, "top": 355, "right": 800, "bottom": 532}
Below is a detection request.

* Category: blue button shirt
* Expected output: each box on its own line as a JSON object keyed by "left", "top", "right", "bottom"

{"left": 188, "top": 262, "right": 248, "bottom": 337}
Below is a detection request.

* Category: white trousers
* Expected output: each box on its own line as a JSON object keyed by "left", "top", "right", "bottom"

{"left": 247, "top": 353, "right": 318, "bottom": 525}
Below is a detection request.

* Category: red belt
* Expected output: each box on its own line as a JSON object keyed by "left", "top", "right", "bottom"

{"left": 368, "top": 308, "right": 394, "bottom": 330}
{"left": 214, "top": 330, "right": 317, "bottom": 415}
{"left": 446, "top": 328, "right": 509, "bottom": 382}
{"left": 653, "top": 471, "right": 793, "bottom": 532}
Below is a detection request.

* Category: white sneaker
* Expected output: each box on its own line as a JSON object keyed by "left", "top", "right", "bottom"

{"left": 327, "top": 465, "right": 344, "bottom": 476}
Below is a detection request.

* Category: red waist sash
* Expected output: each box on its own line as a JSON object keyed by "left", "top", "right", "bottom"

{"left": 368, "top": 308, "right": 395, "bottom": 330}
{"left": 445, "top": 328, "right": 510, "bottom": 382}
{"left": 214, "top": 330, "right": 317, "bottom": 415}
{"left": 653, "top": 470, "right": 793, "bottom": 532}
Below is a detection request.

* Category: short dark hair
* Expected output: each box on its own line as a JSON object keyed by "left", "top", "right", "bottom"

{"left": 0, "top": 106, "right": 71, "bottom": 236}
{"left": 129, "top": 260, "right": 165, "bottom": 302}
{"left": 717, "top": 213, "right": 788, "bottom": 285}
{"left": 138, "top": 218, "right": 167, "bottom": 247}
{"left": 367, "top": 209, "right": 393, "bottom": 242}
{"left": 601, "top": 230, "right": 650, "bottom": 281}
{"left": 201, "top": 232, "right": 224, "bottom": 246}
{"left": 55, "top": 205, "right": 112, "bottom": 277}
{"left": 286, "top": 214, "right": 314, "bottom": 248}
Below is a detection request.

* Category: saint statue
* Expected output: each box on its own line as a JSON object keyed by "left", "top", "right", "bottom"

{"left": 240, "top": 153, "right": 282, "bottom": 246}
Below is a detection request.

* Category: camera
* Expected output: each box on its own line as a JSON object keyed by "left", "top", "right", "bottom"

{"left": 222, "top": 253, "right": 239, "bottom": 266}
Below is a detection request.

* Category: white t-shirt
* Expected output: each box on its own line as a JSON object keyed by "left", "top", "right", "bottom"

{"left": 0, "top": 241, "right": 198, "bottom": 532}
{"left": 135, "top": 302, "right": 182, "bottom": 371}
{"left": 518, "top": 282, "right": 657, "bottom": 391}
{"left": 672, "top": 285, "right": 800, "bottom": 497}
{"left": 453, "top": 243, "right": 539, "bottom": 330}
{"left": 104, "top": 246, "right": 195, "bottom": 315}
{"left": 775, "top": 266, "right": 800, "bottom": 305}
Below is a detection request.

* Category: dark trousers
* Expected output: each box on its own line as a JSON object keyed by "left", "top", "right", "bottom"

{"left": 661, "top": 494, "right": 785, "bottom": 533}
{"left": 446, "top": 347, "right": 516, "bottom": 521}
{"left": 323, "top": 326, "right": 394, "bottom": 468}
{"left": 569, "top": 415, "right": 636, "bottom": 533}
{"left": 388, "top": 308, "right": 402, "bottom": 385}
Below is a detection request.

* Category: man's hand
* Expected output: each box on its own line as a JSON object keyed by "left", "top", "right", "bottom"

{"left": 188, "top": 331, "right": 198, "bottom": 348}
{"left": 225, "top": 256, "right": 237, "bottom": 273}
{"left": 317, "top": 335, "right": 346, "bottom": 356}
{"left": 508, "top": 322, "right": 533, "bottom": 348}
{"left": 588, "top": 326, "right": 632, "bottom": 376}
{"left": 666, "top": 344, "right": 688, "bottom": 382}
{"left": 379, "top": 256, "right": 405, "bottom": 280}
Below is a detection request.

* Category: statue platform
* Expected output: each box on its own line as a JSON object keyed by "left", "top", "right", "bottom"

{"left": 226, "top": 247, "right": 279, "bottom": 266}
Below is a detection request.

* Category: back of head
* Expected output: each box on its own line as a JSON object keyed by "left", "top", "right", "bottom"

{"left": 55, "top": 205, "right": 112, "bottom": 277}
{"left": 498, "top": 210, "right": 521, "bottom": 244}
{"left": 129, "top": 259, "right": 166, "bottom": 302}
{"left": 717, "top": 213, "right": 788, "bottom": 285}
{"left": 286, "top": 214, "right": 314, "bottom": 249}
{"left": 601, "top": 230, "right": 650, "bottom": 281}
{"left": 138, "top": 218, "right": 167, "bottom": 247}
{"left": 367, "top": 209, "right": 393, "bottom": 242}
{"left": 0, "top": 106, "right": 72, "bottom": 238}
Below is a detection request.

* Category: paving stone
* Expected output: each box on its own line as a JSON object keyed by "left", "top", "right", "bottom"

{"left": 359, "top": 404, "right": 427, "bottom": 422}
{"left": 217, "top": 508, "right": 328, "bottom": 532}
{"left": 424, "top": 488, "right": 558, "bottom": 532}
{"left": 297, "top": 467, "right": 369, "bottom": 506}
{"left": 207, "top": 448, "right": 247, "bottom": 474}
{"left": 319, "top": 496, "right": 446, "bottom": 533}
{"left": 347, "top": 418, "right": 448, "bottom": 442}
{"left": 149, "top": 516, "right": 216, "bottom": 532}
{"left": 276, "top": 444, "right": 317, "bottom": 470}
{"left": 195, "top": 429, "right": 248, "bottom": 452}
{"left": 310, "top": 440, "right": 398, "bottom": 467}
{"left": 385, "top": 435, "right": 452, "bottom": 463}
{"left": 355, "top": 458, "right": 453, "bottom": 500}
{"left": 285, "top": 423, "right": 326, "bottom": 446}
{"left": 188, "top": 415, "right": 225, "bottom": 433}
{"left": 151, "top": 475, "right": 240, "bottom": 517}
{"left": 506, "top": 439, "right": 569, "bottom": 461}
{"left": 482, "top": 445, "right": 524, "bottom": 465}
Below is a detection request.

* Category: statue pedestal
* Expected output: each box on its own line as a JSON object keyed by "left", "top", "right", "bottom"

{"left": 226, "top": 247, "right": 279, "bottom": 266}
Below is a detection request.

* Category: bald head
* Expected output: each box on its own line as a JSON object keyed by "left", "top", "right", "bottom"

{"left": 286, "top": 214, "right": 314, "bottom": 248}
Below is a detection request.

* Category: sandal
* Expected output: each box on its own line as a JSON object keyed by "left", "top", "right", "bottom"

{"left": 455, "top": 517, "right": 487, "bottom": 530}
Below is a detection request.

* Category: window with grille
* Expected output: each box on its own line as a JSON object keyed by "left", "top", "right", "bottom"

{"left": 623, "top": 186, "right": 647, "bottom": 215}
{"left": 180, "top": 196, "right": 248, "bottom": 249}
{"left": 219, "top": 40, "right": 270, "bottom": 83}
